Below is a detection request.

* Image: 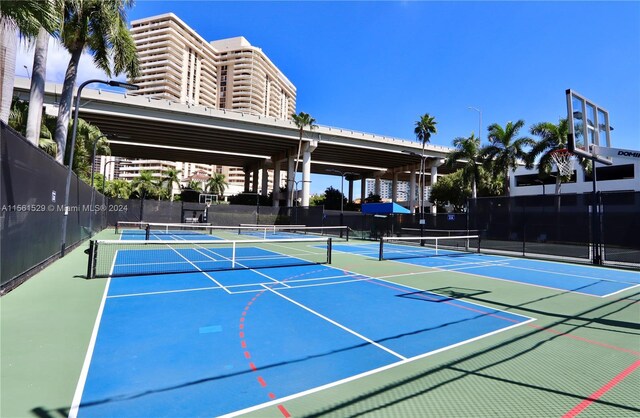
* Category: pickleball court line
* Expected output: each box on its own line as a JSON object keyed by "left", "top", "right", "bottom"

{"left": 333, "top": 243, "right": 634, "bottom": 298}
{"left": 68, "top": 252, "right": 118, "bottom": 418}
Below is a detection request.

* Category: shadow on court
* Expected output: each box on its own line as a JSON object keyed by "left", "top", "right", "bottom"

{"left": 298, "top": 289, "right": 640, "bottom": 418}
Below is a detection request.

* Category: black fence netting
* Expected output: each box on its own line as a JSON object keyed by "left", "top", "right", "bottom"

{"left": 601, "top": 191, "right": 640, "bottom": 265}
{"left": 1, "top": 123, "right": 105, "bottom": 292}
{"left": 469, "top": 194, "right": 591, "bottom": 259}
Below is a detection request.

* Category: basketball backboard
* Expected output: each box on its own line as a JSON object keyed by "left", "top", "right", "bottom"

{"left": 566, "top": 89, "right": 613, "bottom": 165}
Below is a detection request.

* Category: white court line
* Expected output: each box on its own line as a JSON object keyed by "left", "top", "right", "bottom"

{"left": 219, "top": 315, "right": 535, "bottom": 418}
{"left": 107, "top": 285, "right": 223, "bottom": 299}
{"left": 334, "top": 242, "right": 620, "bottom": 298}
{"left": 501, "top": 263, "right": 640, "bottom": 285}
{"left": 68, "top": 252, "right": 118, "bottom": 418}
{"left": 260, "top": 284, "right": 407, "bottom": 360}
{"left": 170, "top": 234, "right": 292, "bottom": 289}
{"left": 164, "top": 242, "right": 232, "bottom": 294}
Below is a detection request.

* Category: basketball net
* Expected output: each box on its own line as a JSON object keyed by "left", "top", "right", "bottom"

{"left": 550, "top": 149, "right": 573, "bottom": 176}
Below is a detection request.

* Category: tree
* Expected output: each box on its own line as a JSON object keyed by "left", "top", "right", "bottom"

{"left": 161, "top": 167, "right": 182, "bottom": 200}
{"left": 0, "top": 0, "right": 57, "bottom": 123}
{"left": 206, "top": 173, "right": 228, "bottom": 200}
{"left": 106, "top": 179, "right": 131, "bottom": 199}
{"left": 445, "top": 133, "right": 481, "bottom": 198}
{"left": 131, "top": 171, "right": 158, "bottom": 199}
{"left": 428, "top": 170, "right": 470, "bottom": 212}
{"left": 323, "top": 186, "right": 346, "bottom": 210}
{"left": 26, "top": 24, "right": 54, "bottom": 146}
{"left": 414, "top": 113, "right": 438, "bottom": 212}
{"left": 309, "top": 194, "right": 325, "bottom": 207}
{"left": 481, "top": 120, "right": 535, "bottom": 196}
{"left": 526, "top": 118, "right": 590, "bottom": 196}
{"left": 72, "top": 118, "right": 110, "bottom": 182}
{"left": 54, "top": 0, "right": 139, "bottom": 164}
{"left": 364, "top": 193, "right": 382, "bottom": 203}
{"left": 290, "top": 112, "right": 317, "bottom": 205}
{"left": 186, "top": 180, "right": 203, "bottom": 192}
{"left": 9, "top": 97, "right": 57, "bottom": 156}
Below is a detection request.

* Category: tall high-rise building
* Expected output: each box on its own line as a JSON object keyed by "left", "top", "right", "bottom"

{"left": 128, "top": 13, "right": 297, "bottom": 192}
{"left": 129, "top": 13, "right": 296, "bottom": 117}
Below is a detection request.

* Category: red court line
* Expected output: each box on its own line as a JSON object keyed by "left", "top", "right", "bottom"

{"left": 277, "top": 405, "right": 292, "bottom": 417}
{"left": 528, "top": 324, "right": 640, "bottom": 356}
{"left": 562, "top": 359, "right": 640, "bottom": 417}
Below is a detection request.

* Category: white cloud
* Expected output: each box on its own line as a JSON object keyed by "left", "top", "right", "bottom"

{"left": 15, "top": 37, "right": 127, "bottom": 85}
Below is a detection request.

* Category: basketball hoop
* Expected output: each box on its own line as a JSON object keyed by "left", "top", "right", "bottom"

{"left": 550, "top": 148, "right": 573, "bottom": 176}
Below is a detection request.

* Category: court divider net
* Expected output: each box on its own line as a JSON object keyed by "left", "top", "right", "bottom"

{"left": 379, "top": 235, "right": 480, "bottom": 261}
{"left": 115, "top": 221, "right": 349, "bottom": 241}
{"left": 87, "top": 237, "right": 332, "bottom": 279}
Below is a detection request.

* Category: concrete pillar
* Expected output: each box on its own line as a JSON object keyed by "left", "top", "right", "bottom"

{"left": 392, "top": 172, "right": 398, "bottom": 201}
{"left": 252, "top": 168, "right": 259, "bottom": 193}
{"left": 348, "top": 178, "right": 354, "bottom": 203}
{"left": 360, "top": 176, "right": 367, "bottom": 202}
{"left": 287, "top": 156, "right": 294, "bottom": 207}
{"left": 430, "top": 165, "right": 438, "bottom": 214}
{"left": 244, "top": 169, "right": 251, "bottom": 193}
{"left": 409, "top": 169, "right": 416, "bottom": 212}
{"left": 261, "top": 164, "right": 268, "bottom": 196}
{"left": 374, "top": 177, "right": 381, "bottom": 196}
{"left": 272, "top": 161, "right": 281, "bottom": 207}
{"left": 302, "top": 143, "right": 312, "bottom": 207}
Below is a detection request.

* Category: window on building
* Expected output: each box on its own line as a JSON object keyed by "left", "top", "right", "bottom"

{"left": 584, "top": 164, "right": 634, "bottom": 182}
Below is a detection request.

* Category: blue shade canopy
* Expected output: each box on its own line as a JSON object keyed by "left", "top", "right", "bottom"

{"left": 361, "top": 202, "right": 411, "bottom": 214}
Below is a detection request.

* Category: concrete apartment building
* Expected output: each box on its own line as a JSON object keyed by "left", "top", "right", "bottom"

{"left": 102, "top": 13, "right": 297, "bottom": 196}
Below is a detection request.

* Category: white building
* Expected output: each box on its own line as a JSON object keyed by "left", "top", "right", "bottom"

{"left": 510, "top": 156, "right": 639, "bottom": 196}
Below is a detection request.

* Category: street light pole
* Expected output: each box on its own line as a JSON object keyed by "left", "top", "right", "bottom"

{"left": 468, "top": 106, "right": 482, "bottom": 141}
{"left": 60, "top": 79, "right": 139, "bottom": 256}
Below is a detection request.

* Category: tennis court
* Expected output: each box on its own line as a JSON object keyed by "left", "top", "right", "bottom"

{"left": 72, "top": 228, "right": 534, "bottom": 417}
{"left": 2, "top": 223, "right": 639, "bottom": 418}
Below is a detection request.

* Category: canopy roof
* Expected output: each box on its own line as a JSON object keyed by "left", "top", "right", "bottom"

{"left": 361, "top": 202, "right": 411, "bottom": 214}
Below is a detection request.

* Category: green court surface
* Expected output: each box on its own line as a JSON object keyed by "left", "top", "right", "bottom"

{"left": 1, "top": 229, "right": 639, "bottom": 418}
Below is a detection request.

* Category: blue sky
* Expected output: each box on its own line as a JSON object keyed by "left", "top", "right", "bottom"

{"left": 17, "top": 1, "right": 640, "bottom": 195}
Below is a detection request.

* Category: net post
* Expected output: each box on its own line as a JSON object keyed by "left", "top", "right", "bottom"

{"left": 145, "top": 224, "right": 151, "bottom": 240}
{"left": 115, "top": 222, "right": 120, "bottom": 234}
{"left": 435, "top": 237, "right": 439, "bottom": 255}
{"left": 379, "top": 237, "right": 384, "bottom": 261}
{"left": 86, "top": 240, "right": 97, "bottom": 279}
{"left": 232, "top": 242, "right": 236, "bottom": 269}
{"left": 346, "top": 227, "right": 350, "bottom": 242}
{"left": 327, "top": 238, "right": 332, "bottom": 264}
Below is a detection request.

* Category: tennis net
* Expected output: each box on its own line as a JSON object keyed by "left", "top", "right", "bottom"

{"left": 116, "top": 222, "right": 349, "bottom": 241}
{"left": 87, "top": 237, "right": 332, "bottom": 279}
{"left": 379, "top": 235, "right": 480, "bottom": 261}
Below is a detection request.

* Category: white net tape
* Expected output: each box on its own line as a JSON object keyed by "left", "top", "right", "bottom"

{"left": 551, "top": 149, "right": 573, "bottom": 176}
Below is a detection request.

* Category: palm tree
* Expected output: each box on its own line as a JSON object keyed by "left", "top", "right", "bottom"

{"left": 290, "top": 112, "right": 317, "bottom": 206}
{"left": 131, "top": 171, "right": 157, "bottom": 200}
{"left": 526, "top": 118, "right": 591, "bottom": 196}
{"left": 54, "top": 0, "right": 139, "bottom": 164}
{"left": 161, "top": 167, "right": 182, "bottom": 200}
{"left": 26, "top": 25, "right": 53, "bottom": 146}
{"left": 0, "top": 0, "right": 57, "bottom": 123}
{"left": 106, "top": 179, "right": 131, "bottom": 199}
{"left": 481, "top": 120, "right": 535, "bottom": 196}
{"left": 9, "top": 97, "right": 56, "bottom": 155}
{"left": 414, "top": 113, "right": 438, "bottom": 213}
{"left": 206, "top": 173, "right": 228, "bottom": 201}
{"left": 445, "top": 133, "right": 481, "bottom": 198}
{"left": 187, "top": 180, "right": 203, "bottom": 192}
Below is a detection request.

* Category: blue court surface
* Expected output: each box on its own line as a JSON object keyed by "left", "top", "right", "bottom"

{"left": 332, "top": 243, "right": 640, "bottom": 297}
{"left": 71, "top": 243, "right": 533, "bottom": 417}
